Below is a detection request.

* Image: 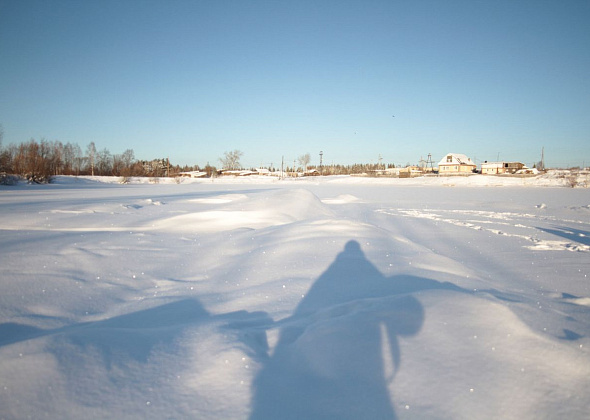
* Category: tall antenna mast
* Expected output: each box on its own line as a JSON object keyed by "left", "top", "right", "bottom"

{"left": 426, "top": 153, "right": 434, "bottom": 172}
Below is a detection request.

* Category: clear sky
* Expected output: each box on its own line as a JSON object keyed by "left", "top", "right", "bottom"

{"left": 1, "top": 0, "right": 589, "bottom": 169}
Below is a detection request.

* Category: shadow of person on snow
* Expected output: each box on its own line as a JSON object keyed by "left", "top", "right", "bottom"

{"left": 249, "top": 240, "right": 465, "bottom": 420}
{"left": 1, "top": 240, "right": 474, "bottom": 419}
{"left": 0, "top": 298, "right": 272, "bottom": 370}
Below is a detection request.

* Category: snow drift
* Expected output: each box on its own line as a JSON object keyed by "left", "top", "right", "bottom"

{"left": 1, "top": 175, "right": 589, "bottom": 419}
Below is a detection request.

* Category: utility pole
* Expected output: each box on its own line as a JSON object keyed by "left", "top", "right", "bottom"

{"left": 426, "top": 153, "right": 434, "bottom": 172}
{"left": 319, "top": 151, "right": 323, "bottom": 175}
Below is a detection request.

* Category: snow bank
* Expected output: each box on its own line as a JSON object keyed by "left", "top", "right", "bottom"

{"left": 153, "top": 189, "right": 333, "bottom": 233}
{"left": 40, "top": 169, "right": 590, "bottom": 188}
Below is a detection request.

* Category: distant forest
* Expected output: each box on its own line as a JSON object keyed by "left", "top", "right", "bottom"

{"left": 0, "top": 137, "right": 394, "bottom": 183}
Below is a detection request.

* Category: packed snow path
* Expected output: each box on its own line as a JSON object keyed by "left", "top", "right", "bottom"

{"left": 1, "top": 176, "right": 589, "bottom": 419}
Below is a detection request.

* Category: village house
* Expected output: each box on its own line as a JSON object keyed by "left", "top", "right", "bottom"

{"left": 302, "top": 168, "right": 320, "bottom": 176}
{"left": 481, "top": 161, "right": 525, "bottom": 175}
{"left": 438, "top": 153, "right": 477, "bottom": 175}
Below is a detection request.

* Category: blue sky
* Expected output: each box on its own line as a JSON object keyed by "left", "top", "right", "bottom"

{"left": 1, "top": 0, "right": 589, "bottom": 169}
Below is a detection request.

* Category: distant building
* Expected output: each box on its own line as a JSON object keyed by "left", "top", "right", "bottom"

{"left": 302, "top": 169, "right": 320, "bottom": 176}
{"left": 142, "top": 159, "right": 168, "bottom": 176}
{"left": 219, "top": 169, "right": 257, "bottom": 176}
{"left": 481, "top": 161, "right": 525, "bottom": 175}
{"left": 438, "top": 153, "right": 476, "bottom": 175}
{"left": 179, "top": 171, "right": 207, "bottom": 178}
{"left": 399, "top": 166, "right": 423, "bottom": 178}
{"left": 255, "top": 168, "right": 271, "bottom": 176}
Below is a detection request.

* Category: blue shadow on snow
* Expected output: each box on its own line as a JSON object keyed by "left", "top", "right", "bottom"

{"left": 248, "top": 240, "right": 467, "bottom": 420}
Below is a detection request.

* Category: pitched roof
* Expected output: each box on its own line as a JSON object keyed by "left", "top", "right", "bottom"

{"left": 438, "top": 153, "right": 475, "bottom": 166}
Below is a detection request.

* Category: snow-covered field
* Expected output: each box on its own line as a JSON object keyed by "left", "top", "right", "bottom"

{"left": 1, "top": 174, "right": 589, "bottom": 419}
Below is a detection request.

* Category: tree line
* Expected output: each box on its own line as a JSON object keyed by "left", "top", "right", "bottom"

{"left": 219, "top": 150, "right": 395, "bottom": 175}
{"left": 308, "top": 162, "right": 396, "bottom": 175}
{"left": 0, "top": 133, "right": 395, "bottom": 184}
{"left": 0, "top": 136, "right": 210, "bottom": 183}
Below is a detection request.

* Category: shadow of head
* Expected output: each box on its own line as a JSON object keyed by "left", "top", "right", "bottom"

{"left": 344, "top": 239, "right": 362, "bottom": 253}
{"left": 295, "top": 240, "right": 460, "bottom": 318}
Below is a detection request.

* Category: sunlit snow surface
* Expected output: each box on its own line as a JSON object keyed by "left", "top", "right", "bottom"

{"left": 1, "top": 174, "right": 589, "bottom": 419}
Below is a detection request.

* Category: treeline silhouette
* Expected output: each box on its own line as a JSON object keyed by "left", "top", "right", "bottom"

{"left": 0, "top": 138, "right": 208, "bottom": 183}
{"left": 0, "top": 138, "right": 396, "bottom": 184}
{"left": 308, "top": 162, "right": 396, "bottom": 175}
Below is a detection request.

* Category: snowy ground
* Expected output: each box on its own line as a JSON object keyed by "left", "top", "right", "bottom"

{"left": 1, "top": 174, "right": 589, "bottom": 419}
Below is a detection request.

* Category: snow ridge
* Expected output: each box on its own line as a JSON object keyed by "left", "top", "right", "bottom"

{"left": 1, "top": 179, "right": 589, "bottom": 419}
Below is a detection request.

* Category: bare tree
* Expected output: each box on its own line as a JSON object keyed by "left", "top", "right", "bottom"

{"left": 219, "top": 150, "right": 243, "bottom": 170}
{"left": 62, "top": 142, "right": 77, "bottom": 175}
{"left": 50, "top": 140, "right": 64, "bottom": 175}
{"left": 112, "top": 154, "right": 123, "bottom": 176}
{"left": 121, "top": 149, "right": 135, "bottom": 168}
{"left": 114, "top": 149, "right": 134, "bottom": 177}
{"left": 72, "top": 143, "right": 82, "bottom": 176}
{"left": 96, "top": 148, "right": 112, "bottom": 175}
{"left": 298, "top": 153, "right": 311, "bottom": 172}
{"left": 8, "top": 138, "right": 52, "bottom": 182}
{"left": 86, "top": 142, "right": 97, "bottom": 176}
{"left": 0, "top": 125, "right": 6, "bottom": 173}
